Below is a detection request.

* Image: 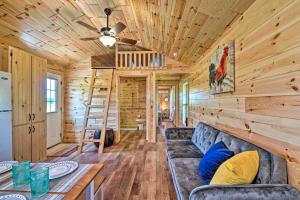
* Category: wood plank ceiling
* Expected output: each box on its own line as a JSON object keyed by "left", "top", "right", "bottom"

{"left": 0, "top": 0, "right": 254, "bottom": 66}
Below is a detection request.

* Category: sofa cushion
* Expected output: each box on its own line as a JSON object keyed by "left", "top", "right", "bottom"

{"left": 166, "top": 140, "right": 203, "bottom": 159}
{"left": 169, "top": 158, "right": 204, "bottom": 200}
{"left": 199, "top": 141, "right": 234, "bottom": 184}
{"left": 192, "top": 122, "right": 220, "bottom": 154}
{"left": 215, "top": 132, "right": 287, "bottom": 184}
{"left": 164, "top": 128, "right": 195, "bottom": 140}
{"left": 210, "top": 151, "right": 259, "bottom": 185}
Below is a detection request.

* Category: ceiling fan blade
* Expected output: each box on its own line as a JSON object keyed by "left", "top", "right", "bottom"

{"left": 117, "top": 37, "right": 137, "bottom": 45}
{"left": 111, "top": 22, "right": 126, "bottom": 34}
{"left": 77, "top": 21, "right": 99, "bottom": 33}
{"left": 80, "top": 37, "right": 99, "bottom": 41}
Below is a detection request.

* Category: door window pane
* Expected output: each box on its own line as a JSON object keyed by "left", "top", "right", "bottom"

{"left": 46, "top": 78, "right": 58, "bottom": 113}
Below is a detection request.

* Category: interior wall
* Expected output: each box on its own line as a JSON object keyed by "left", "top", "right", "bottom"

{"left": 63, "top": 59, "right": 117, "bottom": 142}
{"left": 120, "top": 77, "right": 146, "bottom": 129}
{"left": 0, "top": 45, "right": 9, "bottom": 72}
{"left": 181, "top": 0, "right": 300, "bottom": 189}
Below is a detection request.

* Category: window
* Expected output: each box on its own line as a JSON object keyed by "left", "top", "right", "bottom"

{"left": 182, "top": 82, "right": 189, "bottom": 127}
{"left": 46, "top": 78, "right": 58, "bottom": 113}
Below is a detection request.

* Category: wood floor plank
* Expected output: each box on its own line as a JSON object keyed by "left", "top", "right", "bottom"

{"left": 47, "top": 130, "right": 177, "bottom": 200}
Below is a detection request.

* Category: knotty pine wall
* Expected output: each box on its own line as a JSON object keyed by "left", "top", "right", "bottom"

{"left": 120, "top": 77, "right": 146, "bottom": 129}
{"left": 181, "top": 0, "right": 300, "bottom": 189}
{"left": 63, "top": 59, "right": 117, "bottom": 142}
{"left": 0, "top": 45, "right": 9, "bottom": 72}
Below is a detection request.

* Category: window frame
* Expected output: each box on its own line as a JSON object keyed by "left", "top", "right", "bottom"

{"left": 46, "top": 77, "right": 58, "bottom": 113}
{"left": 182, "top": 82, "right": 189, "bottom": 127}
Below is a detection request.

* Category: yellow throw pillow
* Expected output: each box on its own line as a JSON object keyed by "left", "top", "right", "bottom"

{"left": 210, "top": 151, "right": 259, "bottom": 185}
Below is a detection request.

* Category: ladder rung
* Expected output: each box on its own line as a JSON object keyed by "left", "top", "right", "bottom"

{"left": 92, "top": 95, "right": 107, "bottom": 98}
{"left": 83, "top": 139, "right": 102, "bottom": 143}
{"left": 88, "top": 105, "right": 105, "bottom": 108}
{"left": 79, "top": 68, "right": 113, "bottom": 154}
{"left": 87, "top": 115, "right": 104, "bottom": 119}
{"left": 85, "top": 126, "right": 103, "bottom": 130}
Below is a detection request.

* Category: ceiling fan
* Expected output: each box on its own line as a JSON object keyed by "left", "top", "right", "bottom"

{"left": 77, "top": 8, "right": 137, "bottom": 47}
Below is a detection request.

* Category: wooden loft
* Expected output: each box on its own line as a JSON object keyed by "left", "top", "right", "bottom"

{"left": 115, "top": 50, "right": 165, "bottom": 70}
{"left": 91, "top": 45, "right": 166, "bottom": 70}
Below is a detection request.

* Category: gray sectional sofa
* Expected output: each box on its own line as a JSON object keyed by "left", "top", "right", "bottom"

{"left": 164, "top": 122, "right": 300, "bottom": 200}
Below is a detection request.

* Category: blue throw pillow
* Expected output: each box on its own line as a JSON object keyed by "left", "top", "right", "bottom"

{"left": 199, "top": 141, "right": 234, "bottom": 184}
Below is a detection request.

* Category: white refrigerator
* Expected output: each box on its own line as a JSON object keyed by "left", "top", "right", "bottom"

{"left": 0, "top": 71, "right": 13, "bottom": 161}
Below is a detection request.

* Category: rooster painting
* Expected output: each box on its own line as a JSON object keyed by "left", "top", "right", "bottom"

{"left": 209, "top": 41, "right": 235, "bottom": 94}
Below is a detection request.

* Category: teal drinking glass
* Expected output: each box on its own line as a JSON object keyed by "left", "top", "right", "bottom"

{"left": 12, "top": 160, "right": 31, "bottom": 188}
{"left": 30, "top": 167, "right": 49, "bottom": 198}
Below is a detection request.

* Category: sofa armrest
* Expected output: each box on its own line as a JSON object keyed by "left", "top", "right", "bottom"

{"left": 164, "top": 128, "right": 195, "bottom": 140}
{"left": 189, "top": 184, "right": 300, "bottom": 200}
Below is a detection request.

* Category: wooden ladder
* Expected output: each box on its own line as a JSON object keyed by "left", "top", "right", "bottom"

{"left": 78, "top": 68, "right": 114, "bottom": 153}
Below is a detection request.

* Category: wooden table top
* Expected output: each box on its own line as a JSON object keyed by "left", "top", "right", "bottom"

{"left": 0, "top": 163, "right": 104, "bottom": 200}
{"left": 62, "top": 163, "right": 104, "bottom": 200}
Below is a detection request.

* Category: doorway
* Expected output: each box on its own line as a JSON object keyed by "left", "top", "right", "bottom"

{"left": 46, "top": 73, "right": 62, "bottom": 148}
{"left": 156, "top": 74, "right": 181, "bottom": 129}
{"left": 119, "top": 77, "right": 147, "bottom": 134}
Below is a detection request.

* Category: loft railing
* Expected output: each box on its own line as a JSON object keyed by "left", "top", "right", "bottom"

{"left": 116, "top": 51, "right": 165, "bottom": 69}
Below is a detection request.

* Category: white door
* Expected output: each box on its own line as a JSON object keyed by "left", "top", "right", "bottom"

{"left": 46, "top": 73, "right": 62, "bottom": 148}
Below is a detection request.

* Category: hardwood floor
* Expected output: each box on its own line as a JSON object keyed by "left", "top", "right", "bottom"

{"left": 47, "top": 130, "right": 177, "bottom": 200}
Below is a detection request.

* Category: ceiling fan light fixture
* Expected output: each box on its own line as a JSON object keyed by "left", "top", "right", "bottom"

{"left": 99, "top": 35, "right": 116, "bottom": 47}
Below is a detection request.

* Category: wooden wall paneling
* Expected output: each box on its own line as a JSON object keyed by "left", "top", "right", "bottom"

{"left": 191, "top": 98, "right": 246, "bottom": 112}
{"left": 10, "top": 47, "right": 32, "bottom": 126}
{"left": 47, "top": 63, "right": 65, "bottom": 76}
{"left": 63, "top": 59, "right": 117, "bottom": 142}
{"left": 189, "top": 0, "right": 295, "bottom": 74}
{"left": 31, "top": 56, "right": 47, "bottom": 122}
{"left": 0, "top": 45, "right": 9, "bottom": 72}
{"left": 31, "top": 121, "right": 47, "bottom": 162}
{"left": 13, "top": 124, "right": 31, "bottom": 161}
{"left": 245, "top": 95, "right": 300, "bottom": 119}
{"left": 119, "top": 77, "right": 146, "bottom": 129}
{"left": 189, "top": 107, "right": 300, "bottom": 147}
{"left": 63, "top": 59, "right": 92, "bottom": 142}
{"left": 182, "top": 0, "right": 300, "bottom": 190}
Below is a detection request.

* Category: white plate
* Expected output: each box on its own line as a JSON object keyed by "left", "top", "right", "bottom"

{"left": 48, "top": 161, "right": 78, "bottom": 180}
{"left": 0, "top": 161, "right": 18, "bottom": 174}
{"left": 0, "top": 194, "right": 26, "bottom": 200}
